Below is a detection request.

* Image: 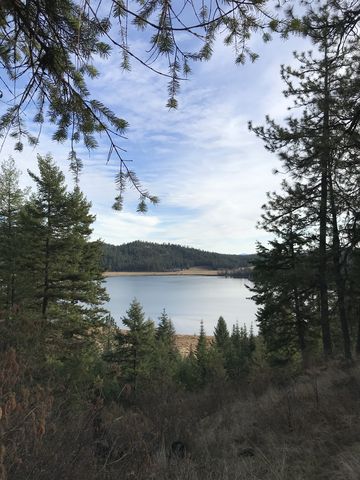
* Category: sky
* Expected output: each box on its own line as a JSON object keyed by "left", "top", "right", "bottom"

{"left": 1, "top": 18, "right": 311, "bottom": 254}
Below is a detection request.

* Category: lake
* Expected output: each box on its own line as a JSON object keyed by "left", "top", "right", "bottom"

{"left": 104, "top": 275, "right": 257, "bottom": 335}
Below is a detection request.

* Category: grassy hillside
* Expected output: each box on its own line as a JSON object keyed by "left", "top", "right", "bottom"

{"left": 5, "top": 352, "right": 360, "bottom": 480}
{"left": 101, "top": 240, "right": 256, "bottom": 273}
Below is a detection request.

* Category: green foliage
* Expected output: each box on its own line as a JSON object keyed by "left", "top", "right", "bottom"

{"left": 176, "top": 350, "right": 201, "bottom": 391}
{"left": 214, "top": 316, "right": 230, "bottom": 352}
{"left": 20, "top": 155, "right": 108, "bottom": 324}
{"left": 0, "top": 155, "right": 108, "bottom": 380}
{"left": 250, "top": 4, "right": 360, "bottom": 362}
{"left": 213, "top": 316, "right": 256, "bottom": 382}
{"left": 0, "top": 158, "right": 28, "bottom": 310}
{"left": 196, "top": 321, "right": 208, "bottom": 364}
{"left": 225, "top": 323, "right": 255, "bottom": 379}
{"left": 250, "top": 208, "right": 319, "bottom": 364}
{"left": 147, "top": 310, "right": 181, "bottom": 387}
{"left": 156, "top": 309, "right": 176, "bottom": 346}
{"left": 176, "top": 351, "right": 205, "bottom": 390}
{"left": 111, "top": 299, "right": 155, "bottom": 387}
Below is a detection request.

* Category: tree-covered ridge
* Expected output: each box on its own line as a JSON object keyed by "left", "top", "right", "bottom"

{"left": 101, "top": 240, "right": 256, "bottom": 272}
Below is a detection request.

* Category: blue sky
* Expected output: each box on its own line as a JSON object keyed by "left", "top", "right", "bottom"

{"left": 2, "top": 26, "right": 310, "bottom": 254}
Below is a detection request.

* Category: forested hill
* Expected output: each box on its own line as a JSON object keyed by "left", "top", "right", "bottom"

{"left": 101, "top": 241, "right": 256, "bottom": 272}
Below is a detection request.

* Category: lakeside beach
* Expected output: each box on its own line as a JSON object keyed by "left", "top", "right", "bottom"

{"left": 103, "top": 267, "right": 219, "bottom": 277}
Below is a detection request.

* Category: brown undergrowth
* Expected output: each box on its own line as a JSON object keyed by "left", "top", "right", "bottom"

{"left": 2, "top": 355, "right": 360, "bottom": 479}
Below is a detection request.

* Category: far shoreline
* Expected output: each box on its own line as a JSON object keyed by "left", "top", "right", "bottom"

{"left": 103, "top": 268, "right": 220, "bottom": 277}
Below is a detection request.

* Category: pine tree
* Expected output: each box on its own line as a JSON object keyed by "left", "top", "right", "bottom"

{"left": 149, "top": 309, "right": 180, "bottom": 389}
{"left": 177, "top": 349, "right": 201, "bottom": 391}
{"left": 250, "top": 6, "right": 360, "bottom": 360}
{"left": 196, "top": 320, "right": 207, "bottom": 363}
{"left": 231, "top": 323, "right": 241, "bottom": 351}
{"left": 250, "top": 186, "right": 318, "bottom": 365}
{"left": 225, "top": 323, "right": 255, "bottom": 378}
{"left": 195, "top": 320, "right": 208, "bottom": 384}
{"left": 0, "top": 158, "right": 27, "bottom": 312}
{"left": 114, "top": 299, "right": 155, "bottom": 388}
{"left": 227, "top": 323, "right": 241, "bottom": 379}
{"left": 249, "top": 324, "right": 256, "bottom": 355}
{"left": 17, "top": 154, "right": 108, "bottom": 362}
{"left": 214, "top": 316, "right": 230, "bottom": 353}
{"left": 156, "top": 309, "right": 176, "bottom": 348}
{"left": 57, "top": 186, "right": 108, "bottom": 321}
{"left": 20, "top": 155, "right": 107, "bottom": 320}
{"left": 0, "top": 0, "right": 287, "bottom": 150}
{"left": 21, "top": 155, "right": 70, "bottom": 317}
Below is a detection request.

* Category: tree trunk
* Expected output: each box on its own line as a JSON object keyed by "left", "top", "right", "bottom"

{"left": 42, "top": 232, "right": 50, "bottom": 318}
{"left": 329, "top": 176, "right": 352, "bottom": 360}
{"left": 318, "top": 40, "right": 332, "bottom": 356}
{"left": 356, "top": 314, "right": 360, "bottom": 355}
{"left": 293, "top": 286, "right": 309, "bottom": 367}
{"left": 289, "top": 228, "right": 308, "bottom": 366}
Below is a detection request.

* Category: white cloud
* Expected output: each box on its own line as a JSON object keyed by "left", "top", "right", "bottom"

{"left": 1, "top": 31, "right": 311, "bottom": 254}
{"left": 94, "top": 211, "right": 161, "bottom": 245}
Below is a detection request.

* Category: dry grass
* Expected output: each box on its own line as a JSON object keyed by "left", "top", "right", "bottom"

{"left": 175, "top": 334, "right": 214, "bottom": 356}
{"left": 136, "top": 362, "right": 360, "bottom": 479}
{"left": 116, "top": 331, "right": 214, "bottom": 357}
{"left": 4, "top": 360, "right": 360, "bottom": 479}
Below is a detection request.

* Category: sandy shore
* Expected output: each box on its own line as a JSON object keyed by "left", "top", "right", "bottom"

{"left": 103, "top": 267, "right": 220, "bottom": 277}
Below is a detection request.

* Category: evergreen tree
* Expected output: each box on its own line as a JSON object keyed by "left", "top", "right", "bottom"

{"left": 195, "top": 320, "right": 208, "bottom": 384}
{"left": 148, "top": 310, "right": 180, "bottom": 389}
{"left": 58, "top": 186, "right": 108, "bottom": 321}
{"left": 249, "top": 324, "right": 256, "bottom": 355}
{"left": 21, "top": 155, "right": 71, "bottom": 317}
{"left": 196, "top": 320, "right": 207, "bottom": 363}
{"left": 113, "top": 299, "right": 155, "bottom": 388}
{"left": 156, "top": 309, "right": 176, "bottom": 348}
{"left": 226, "top": 323, "right": 254, "bottom": 379}
{"left": 0, "top": 158, "right": 27, "bottom": 312}
{"left": 21, "top": 155, "right": 107, "bottom": 322}
{"left": 250, "top": 5, "right": 360, "bottom": 360}
{"left": 101, "top": 241, "right": 255, "bottom": 273}
{"left": 231, "top": 323, "right": 241, "bottom": 350}
{"left": 17, "top": 154, "right": 108, "bottom": 366}
{"left": 250, "top": 187, "right": 318, "bottom": 365}
{"left": 177, "top": 349, "right": 201, "bottom": 391}
{"left": 227, "top": 323, "right": 242, "bottom": 379}
{"left": 214, "top": 316, "right": 230, "bottom": 353}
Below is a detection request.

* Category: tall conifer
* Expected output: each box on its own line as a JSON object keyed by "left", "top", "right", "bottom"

{"left": 0, "top": 158, "right": 27, "bottom": 312}
{"left": 250, "top": 5, "right": 360, "bottom": 360}
{"left": 114, "top": 299, "right": 155, "bottom": 388}
{"left": 214, "top": 316, "right": 230, "bottom": 352}
{"left": 20, "top": 155, "right": 107, "bottom": 351}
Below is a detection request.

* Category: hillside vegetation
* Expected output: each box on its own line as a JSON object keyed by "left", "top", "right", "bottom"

{"left": 3, "top": 3, "right": 360, "bottom": 479}
{"left": 101, "top": 241, "right": 256, "bottom": 273}
{"left": 2, "top": 157, "right": 360, "bottom": 480}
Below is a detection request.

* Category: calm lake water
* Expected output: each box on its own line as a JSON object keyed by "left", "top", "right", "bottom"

{"left": 104, "top": 275, "right": 257, "bottom": 335}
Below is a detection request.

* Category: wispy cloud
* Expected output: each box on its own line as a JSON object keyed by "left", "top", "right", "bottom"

{"left": 1, "top": 31, "right": 310, "bottom": 253}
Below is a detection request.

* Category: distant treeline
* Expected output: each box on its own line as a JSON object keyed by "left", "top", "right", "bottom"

{"left": 101, "top": 240, "right": 256, "bottom": 273}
